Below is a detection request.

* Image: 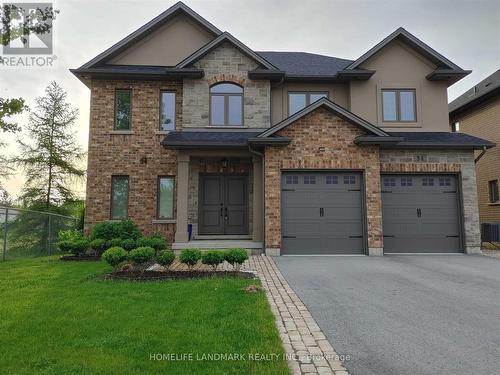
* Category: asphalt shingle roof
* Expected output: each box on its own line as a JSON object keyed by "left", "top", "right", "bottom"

{"left": 449, "top": 69, "right": 500, "bottom": 114}
{"left": 161, "top": 131, "right": 262, "bottom": 147}
{"left": 256, "top": 51, "right": 353, "bottom": 76}
{"left": 388, "top": 132, "right": 495, "bottom": 148}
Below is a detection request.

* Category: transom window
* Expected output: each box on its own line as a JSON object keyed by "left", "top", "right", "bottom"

{"left": 382, "top": 89, "right": 416, "bottom": 122}
{"left": 160, "top": 91, "right": 176, "bottom": 131}
{"left": 344, "top": 175, "right": 356, "bottom": 185}
{"left": 210, "top": 83, "right": 243, "bottom": 126}
{"left": 288, "top": 92, "right": 328, "bottom": 115}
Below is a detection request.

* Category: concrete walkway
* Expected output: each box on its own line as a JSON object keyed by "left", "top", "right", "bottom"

{"left": 249, "top": 255, "right": 349, "bottom": 375}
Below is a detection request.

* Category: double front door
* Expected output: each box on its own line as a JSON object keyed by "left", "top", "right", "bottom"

{"left": 198, "top": 175, "right": 248, "bottom": 235}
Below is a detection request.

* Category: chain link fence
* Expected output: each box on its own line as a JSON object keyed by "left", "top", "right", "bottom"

{"left": 1, "top": 206, "right": 77, "bottom": 261}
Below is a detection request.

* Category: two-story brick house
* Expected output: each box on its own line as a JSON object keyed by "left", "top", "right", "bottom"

{"left": 72, "top": 2, "right": 494, "bottom": 256}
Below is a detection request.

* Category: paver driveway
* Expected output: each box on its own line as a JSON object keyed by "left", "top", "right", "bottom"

{"left": 274, "top": 255, "right": 500, "bottom": 375}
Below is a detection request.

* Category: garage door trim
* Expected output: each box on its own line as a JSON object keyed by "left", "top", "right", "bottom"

{"left": 280, "top": 169, "right": 369, "bottom": 255}
{"left": 380, "top": 172, "right": 465, "bottom": 254}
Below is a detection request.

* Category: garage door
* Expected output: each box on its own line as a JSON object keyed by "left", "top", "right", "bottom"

{"left": 381, "top": 174, "right": 462, "bottom": 253}
{"left": 281, "top": 172, "right": 365, "bottom": 255}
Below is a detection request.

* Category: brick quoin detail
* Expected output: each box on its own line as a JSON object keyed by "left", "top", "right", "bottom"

{"left": 264, "top": 107, "right": 384, "bottom": 252}
{"left": 84, "top": 79, "right": 182, "bottom": 243}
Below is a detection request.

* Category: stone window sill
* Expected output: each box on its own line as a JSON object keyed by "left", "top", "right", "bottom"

{"left": 155, "top": 130, "right": 173, "bottom": 135}
{"left": 152, "top": 219, "right": 176, "bottom": 224}
{"left": 488, "top": 202, "right": 500, "bottom": 206}
{"left": 109, "top": 130, "right": 134, "bottom": 135}
{"left": 205, "top": 126, "right": 248, "bottom": 129}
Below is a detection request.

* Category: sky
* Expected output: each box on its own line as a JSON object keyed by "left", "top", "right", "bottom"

{"left": 1, "top": 0, "right": 499, "bottom": 198}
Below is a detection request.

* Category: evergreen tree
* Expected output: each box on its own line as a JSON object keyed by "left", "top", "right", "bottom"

{"left": 15, "top": 81, "right": 84, "bottom": 208}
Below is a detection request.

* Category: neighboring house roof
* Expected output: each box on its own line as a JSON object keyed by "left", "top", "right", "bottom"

{"left": 449, "top": 69, "right": 500, "bottom": 117}
{"left": 258, "top": 98, "right": 392, "bottom": 138}
{"left": 78, "top": 1, "right": 221, "bottom": 70}
{"left": 176, "top": 32, "right": 278, "bottom": 70}
{"left": 256, "top": 52, "right": 353, "bottom": 76}
{"left": 69, "top": 66, "right": 204, "bottom": 80}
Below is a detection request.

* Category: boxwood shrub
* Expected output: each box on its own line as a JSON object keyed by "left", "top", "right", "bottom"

{"left": 102, "top": 247, "right": 128, "bottom": 269}
{"left": 156, "top": 250, "right": 175, "bottom": 269}
{"left": 57, "top": 240, "right": 74, "bottom": 254}
{"left": 201, "top": 250, "right": 225, "bottom": 271}
{"left": 106, "top": 238, "right": 122, "bottom": 249}
{"left": 179, "top": 249, "right": 202, "bottom": 270}
{"left": 89, "top": 238, "right": 107, "bottom": 255}
{"left": 224, "top": 248, "right": 248, "bottom": 270}
{"left": 129, "top": 246, "right": 156, "bottom": 265}
{"left": 120, "top": 238, "right": 136, "bottom": 251}
{"left": 136, "top": 236, "right": 166, "bottom": 252}
{"left": 70, "top": 239, "right": 90, "bottom": 256}
{"left": 90, "top": 220, "right": 141, "bottom": 241}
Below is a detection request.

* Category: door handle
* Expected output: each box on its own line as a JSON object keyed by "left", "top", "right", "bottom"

{"left": 220, "top": 206, "right": 223, "bottom": 217}
{"left": 319, "top": 207, "right": 324, "bottom": 217}
{"left": 417, "top": 208, "right": 422, "bottom": 218}
{"left": 224, "top": 207, "right": 228, "bottom": 220}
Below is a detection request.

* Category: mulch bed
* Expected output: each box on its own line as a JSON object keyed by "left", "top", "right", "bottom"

{"left": 60, "top": 255, "right": 101, "bottom": 261}
{"left": 103, "top": 270, "right": 256, "bottom": 281}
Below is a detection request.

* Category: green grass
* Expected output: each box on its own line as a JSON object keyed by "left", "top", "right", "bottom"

{"left": 0, "top": 257, "right": 290, "bottom": 375}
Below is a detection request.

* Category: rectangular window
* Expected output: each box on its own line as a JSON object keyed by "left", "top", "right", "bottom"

{"left": 288, "top": 92, "right": 328, "bottom": 115}
{"left": 326, "top": 175, "right": 338, "bottom": 184}
{"left": 304, "top": 175, "right": 316, "bottom": 184}
{"left": 382, "top": 89, "right": 416, "bottom": 122}
{"left": 160, "top": 91, "right": 176, "bottom": 131}
{"left": 452, "top": 122, "right": 460, "bottom": 132}
{"left": 115, "top": 89, "right": 132, "bottom": 130}
{"left": 489, "top": 180, "right": 499, "bottom": 203}
{"left": 157, "top": 176, "right": 174, "bottom": 219}
{"left": 111, "top": 176, "right": 129, "bottom": 219}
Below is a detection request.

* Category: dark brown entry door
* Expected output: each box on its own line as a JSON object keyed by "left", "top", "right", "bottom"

{"left": 199, "top": 175, "right": 248, "bottom": 235}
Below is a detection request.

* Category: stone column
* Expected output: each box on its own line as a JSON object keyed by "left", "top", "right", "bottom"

{"left": 252, "top": 155, "right": 263, "bottom": 242}
{"left": 174, "top": 152, "right": 190, "bottom": 243}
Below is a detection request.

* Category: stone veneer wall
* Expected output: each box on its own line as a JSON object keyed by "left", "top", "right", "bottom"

{"left": 187, "top": 158, "right": 253, "bottom": 237}
{"left": 264, "top": 107, "right": 383, "bottom": 255}
{"left": 183, "top": 42, "right": 271, "bottom": 128}
{"left": 85, "top": 79, "right": 182, "bottom": 243}
{"left": 379, "top": 149, "right": 481, "bottom": 253}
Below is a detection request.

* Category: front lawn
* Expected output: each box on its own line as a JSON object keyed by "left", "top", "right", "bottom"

{"left": 0, "top": 257, "right": 290, "bottom": 375}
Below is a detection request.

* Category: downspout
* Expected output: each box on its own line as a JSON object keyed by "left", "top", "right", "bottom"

{"left": 248, "top": 144, "right": 266, "bottom": 254}
{"left": 475, "top": 146, "right": 487, "bottom": 164}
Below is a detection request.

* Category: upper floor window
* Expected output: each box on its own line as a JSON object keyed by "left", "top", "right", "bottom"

{"left": 210, "top": 83, "right": 243, "bottom": 126}
{"left": 288, "top": 92, "right": 328, "bottom": 115}
{"left": 160, "top": 91, "right": 176, "bottom": 131}
{"left": 488, "top": 180, "right": 499, "bottom": 203}
{"left": 115, "top": 89, "right": 132, "bottom": 130}
{"left": 382, "top": 89, "right": 416, "bottom": 122}
{"left": 451, "top": 122, "right": 460, "bottom": 132}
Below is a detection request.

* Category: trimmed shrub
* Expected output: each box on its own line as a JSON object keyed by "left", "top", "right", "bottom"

{"left": 106, "top": 238, "right": 122, "bottom": 249}
{"left": 179, "top": 249, "right": 202, "bottom": 270}
{"left": 224, "top": 248, "right": 248, "bottom": 271}
{"left": 90, "top": 220, "right": 141, "bottom": 241}
{"left": 102, "top": 247, "right": 128, "bottom": 269}
{"left": 57, "top": 229, "right": 84, "bottom": 242}
{"left": 201, "top": 251, "right": 225, "bottom": 271}
{"left": 135, "top": 236, "right": 166, "bottom": 251}
{"left": 89, "top": 238, "right": 107, "bottom": 255}
{"left": 156, "top": 250, "right": 175, "bottom": 269}
{"left": 150, "top": 232, "right": 163, "bottom": 239}
{"left": 129, "top": 247, "right": 156, "bottom": 265}
{"left": 120, "top": 238, "right": 136, "bottom": 251}
{"left": 57, "top": 240, "right": 73, "bottom": 253}
{"left": 71, "top": 239, "right": 90, "bottom": 256}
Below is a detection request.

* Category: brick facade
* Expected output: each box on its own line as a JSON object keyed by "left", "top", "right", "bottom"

{"left": 85, "top": 79, "right": 181, "bottom": 242}
{"left": 264, "top": 107, "right": 383, "bottom": 254}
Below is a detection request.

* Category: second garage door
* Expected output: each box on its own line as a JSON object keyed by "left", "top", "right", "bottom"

{"left": 381, "top": 174, "right": 462, "bottom": 253}
{"left": 281, "top": 172, "right": 365, "bottom": 255}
